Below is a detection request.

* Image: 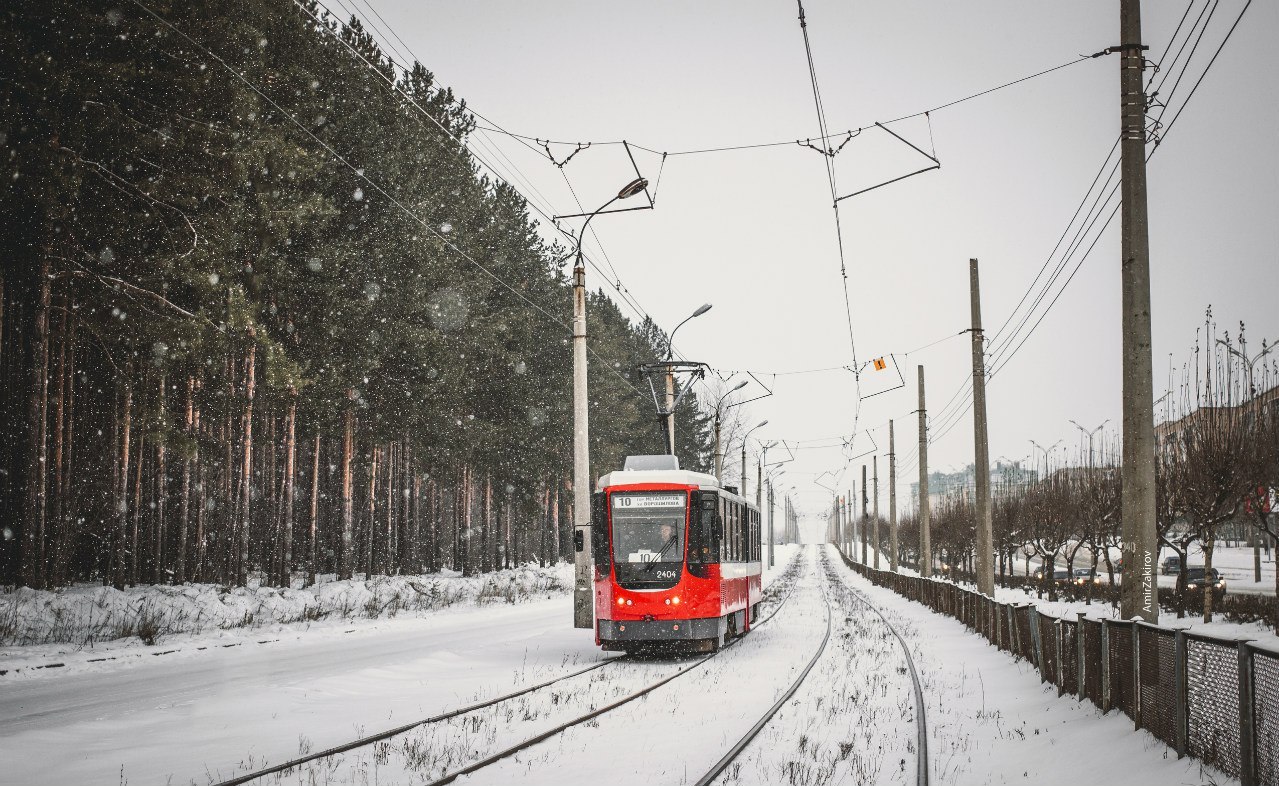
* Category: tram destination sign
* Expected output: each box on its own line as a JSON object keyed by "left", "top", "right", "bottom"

{"left": 612, "top": 494, "right": 685, "bottom": 509}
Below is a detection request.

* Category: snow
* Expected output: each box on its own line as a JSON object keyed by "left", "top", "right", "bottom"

{"left": 824, "top": 547, "right": 1238, "bottom": 786}
{"left": 0, "top": 550, "right": 800, "bottom": 785}
{"left": 0, "top": 563, "right": 573, "bottom": 672}
{"left": 0, "top": 542, "right": 1232, "bottom": 786}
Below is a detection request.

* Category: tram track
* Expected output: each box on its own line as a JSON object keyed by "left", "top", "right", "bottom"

{"left": 690, "top": 547, "right": 928, "bottom": 786}
{"left": 212, "top": 551, "right": 806, "bottom": 786}
{"left": 831, "top": 546, "right": 930, "bottom": 786}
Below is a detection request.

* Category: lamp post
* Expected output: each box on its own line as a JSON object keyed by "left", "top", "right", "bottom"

{"left": 663, "top": 304, "right": 712, "bottom": 454}
{"left": 1069, "top": 419, "right": 1109, "bottom": 468}
{"left": 572, "top": 177, "right": 648, "bottom": 630}
{"left": 765, "top": 466, "right": 786, "bottom": 567}
{"left": 713, "top": 380, "right": 748, "bottom": 482}
{"left": 740, "top": 420, "right": 768, "bottom": 496}
{"left": 1215, "top": 337, "right": 1277, "bottom": 401}
{"left": 1029, "top": 439, "right": 1062, "bottom": 479}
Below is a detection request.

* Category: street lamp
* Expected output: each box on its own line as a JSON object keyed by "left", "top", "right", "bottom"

{"left": 571, "top": 176, "right": 648, "bottom": 630}
{"left": 662, "top": 303, "right": 713, "bottom": 454}
{"left": 1029, "top": 439, "right": 1062, "bottom": 478}
{"left": 1215, "top": 337, "right": 1277, "bottom": 400}
{"left": 713, "top": 380, "right": 748, "bottom": 482}
{"left": 1069, "top": 419, "right": 1109, "bottom": 467}
{"left": 765, "top": 466, "right": 786, "bottom": 566}
{"left": 740, "top": 420, "right": 768, "bottom": 497}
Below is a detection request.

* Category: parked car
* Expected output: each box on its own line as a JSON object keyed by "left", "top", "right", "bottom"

{"left": 1182, "top": 567, "right": 1226, "bottom": 600}
{"left": 1031, "top": 567, "right": 1073, "bottom": 583}
{"left": 1071, "top": 567, "right": 1101, "bottom": 586}
{"left": 1161, "top": 555, "right": 1181, "bottom": 575}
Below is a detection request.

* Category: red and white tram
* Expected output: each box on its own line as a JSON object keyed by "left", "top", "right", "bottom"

{"left": 591, "top": 455, "right": 763, "bottom": 653}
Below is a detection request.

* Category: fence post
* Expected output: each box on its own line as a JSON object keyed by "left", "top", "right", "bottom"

{"left": 1132, "top": 622, "right": 1142, "bottom": 731}
{"left": 1100, "top": 620, "right": 1111, "bottom": 713}
{"left": 1239, "top": 641, "right": 1257, "bottom": 786}
{"left": 1076, "top": 612, "right": 1086, "bottom": 702}
{"left": 1029, "top": 607, "right": 1045, "bottom": 682}
{"left": 1055, "top": 619, "right": 1065, "bottom": 696}
{"left": 1173, "top": 629, "right": 1187, "bottom": 759}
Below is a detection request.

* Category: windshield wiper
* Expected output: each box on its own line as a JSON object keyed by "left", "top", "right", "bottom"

{"left": 643, "top": 535, "right": 678, "bottom": 572}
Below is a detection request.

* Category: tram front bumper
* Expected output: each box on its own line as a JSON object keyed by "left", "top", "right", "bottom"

{"left": 597, "top": 616, "right": 725, "bottom": 642}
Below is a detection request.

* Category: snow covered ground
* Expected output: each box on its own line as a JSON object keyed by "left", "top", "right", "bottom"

{"left": 0, "top": 543, "right": 1232, "bottom": 786}
{"left": 0, "top": 547, "right": 800, "bottom": 785}
{"left": 824, "top": 546, "right": 1238, "bottom": 786}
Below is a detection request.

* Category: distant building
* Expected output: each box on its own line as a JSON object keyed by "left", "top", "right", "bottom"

{"left": 1154, "top": 382, "right": 1279, "bottom": 451}
{"left": 907, "top": 460, "right": 1037, "bottom": 513}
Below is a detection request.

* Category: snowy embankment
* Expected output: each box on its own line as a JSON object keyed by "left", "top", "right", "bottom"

{"left": 0, "top": 563, "right": 571, "bottom": 669}
{"left": 825, "top": 546, "right": 1238, "bottom": 786}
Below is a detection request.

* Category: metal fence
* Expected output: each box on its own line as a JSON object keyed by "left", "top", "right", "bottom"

{"left": 838, "top": 550, "right": 1279, "bottom": 786}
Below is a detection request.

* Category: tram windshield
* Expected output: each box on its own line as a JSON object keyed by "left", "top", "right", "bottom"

{"left": 610, "top": 492, "right": 687, "bottom": 564}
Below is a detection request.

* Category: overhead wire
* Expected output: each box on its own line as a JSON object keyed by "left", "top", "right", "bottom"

{"left": 919, "top": 0, "right": 1251, "bottom": 456}
{"left": 793, "top": 0, "right": 863, "bottom": 441}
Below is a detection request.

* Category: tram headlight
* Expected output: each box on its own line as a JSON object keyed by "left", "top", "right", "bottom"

{"left": 672, "top": 596, "right": 680, "bottom": 605}
{"left": 617, "top": 597, "right": 626, "bottom": 606}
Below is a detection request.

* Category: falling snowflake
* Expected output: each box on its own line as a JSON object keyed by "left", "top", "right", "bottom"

{"left": 353, "top": 187, "right": 364, "bottom": 201}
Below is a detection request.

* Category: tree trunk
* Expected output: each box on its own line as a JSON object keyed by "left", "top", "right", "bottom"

{"left": 130, "top": 433, "right": 145, "bottom": 587}
{"left": 177, "top": 377, "right": 194, "bottom": 584}
{"left": 309, "top": 431, "right": 320, "bottom": 586}
{"left": 366, "top": 444, "right": 379, "bottom": 578}
{"left": 237, "top": 332, "right": 256, "bottom": 587}
{"left": 114, "top": 368, "right": 132, "bottom": 590}
{"left": 22, "top": 255, "right": 51, "bottom": 590}
{"left": 426, "top": 477, "right": 438, "bottom": 574}
{"left": 61, "top": 313, "right": 77, "bottom": 582}
{"left": 1202, "top": 536, "right": 1216, "bottom": 623}
{"left": 401, "top": 436, "right": 412, "bottom": 575}
{"left": 340, "top": 394, "right": 354, "bottom": 580}
{"left": 480, "top": 473, "right": 492, "bottom": 573}
{"left": 49, "top": 295, "right": 67, "bottom": 587}
{"left": 280, "top": 389, "right": 297, "bottom": 588}
{"left": 410, "top": 471, "right": 422, "bottom": 574}
{"left": 460, "top": 467, "right": 472, "bottom": 576}
{"left": 154, "top": 374, "right": 167, "bottom": 584}
{"left": 384, "top": 442, "right": 395, "bottom": 575}
{"left": 223, "top": 352, "right": 235, "bottom": 585}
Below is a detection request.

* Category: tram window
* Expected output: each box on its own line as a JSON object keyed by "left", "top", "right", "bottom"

{"left": 719, "top": 498, "right": 727, "bottom": 561}
{"left": 731, "top": 504, "right": 740, "bottom": 562}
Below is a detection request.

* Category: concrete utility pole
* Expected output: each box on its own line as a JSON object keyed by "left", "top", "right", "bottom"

{"left": 571, "top": 176, "right": 648, "bottom": 629}
{"left": 1118, "top": 0, "right": 1158, "bottom": 623}
{"left": 665, "top": 373, "right": 676, "bottom": 455}
{"left": 768, "top": 481, "right": 775, "bottom": 567}
{"left": 873, "top": 455, "right": 881, "bottom": 570}
{"left": 846, "top": 489, "right": 854, "bottom": 559}
{"left": 969, "top": 258, "right": 994, "bottom": 597}
{"left": 861, "top": 464, "right": 869, "bottom": 564}
{"left": 572, "top": 259, "right": 592, "bottom": 627}
{"left": 918, "top": 365, "right": 931, "bottom": 578}
{"left": 889, "top": 420, "right": 898, "bottom": 572}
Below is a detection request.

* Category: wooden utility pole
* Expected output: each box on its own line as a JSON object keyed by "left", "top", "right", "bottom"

{"left": 1119, "top": 0, "right": 1158, "bottom": 622}
{"left": 860, "top": 464, "right": 868, "bottom": 564}
{"left": 889, "top": 419, "right": 898, "bottom": 572}
{"left": 969, "top": 258, "right": 994, "bottom": 596}
{"left": 872, "top": 455, "right": 880, "bottom": 570}
{"left": 918, "top": 365, "right": 931, "bottom": 577}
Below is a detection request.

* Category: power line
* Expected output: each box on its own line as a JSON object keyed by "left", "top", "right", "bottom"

{"left": 476, "top": 53, "right": 1103, "bottom": 159}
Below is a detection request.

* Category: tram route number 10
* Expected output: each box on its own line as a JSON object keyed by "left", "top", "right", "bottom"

{"left": 613, "top": 494, "right": 684, "bottom": 509}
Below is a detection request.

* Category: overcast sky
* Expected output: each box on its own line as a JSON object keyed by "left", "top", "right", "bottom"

{"left": 349, "top": 0, "right": 1277, "bottom": 521}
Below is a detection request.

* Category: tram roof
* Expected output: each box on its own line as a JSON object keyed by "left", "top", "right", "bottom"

{"left": 596, "top": 468, "right": 719, "bottom": 492}
{"left": 595, "top": 469, "right": 754, "bottom": 507}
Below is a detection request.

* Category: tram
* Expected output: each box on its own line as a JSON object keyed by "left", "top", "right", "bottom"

{"left": 591, "top": 455, "right": 763, "bottom": 653}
